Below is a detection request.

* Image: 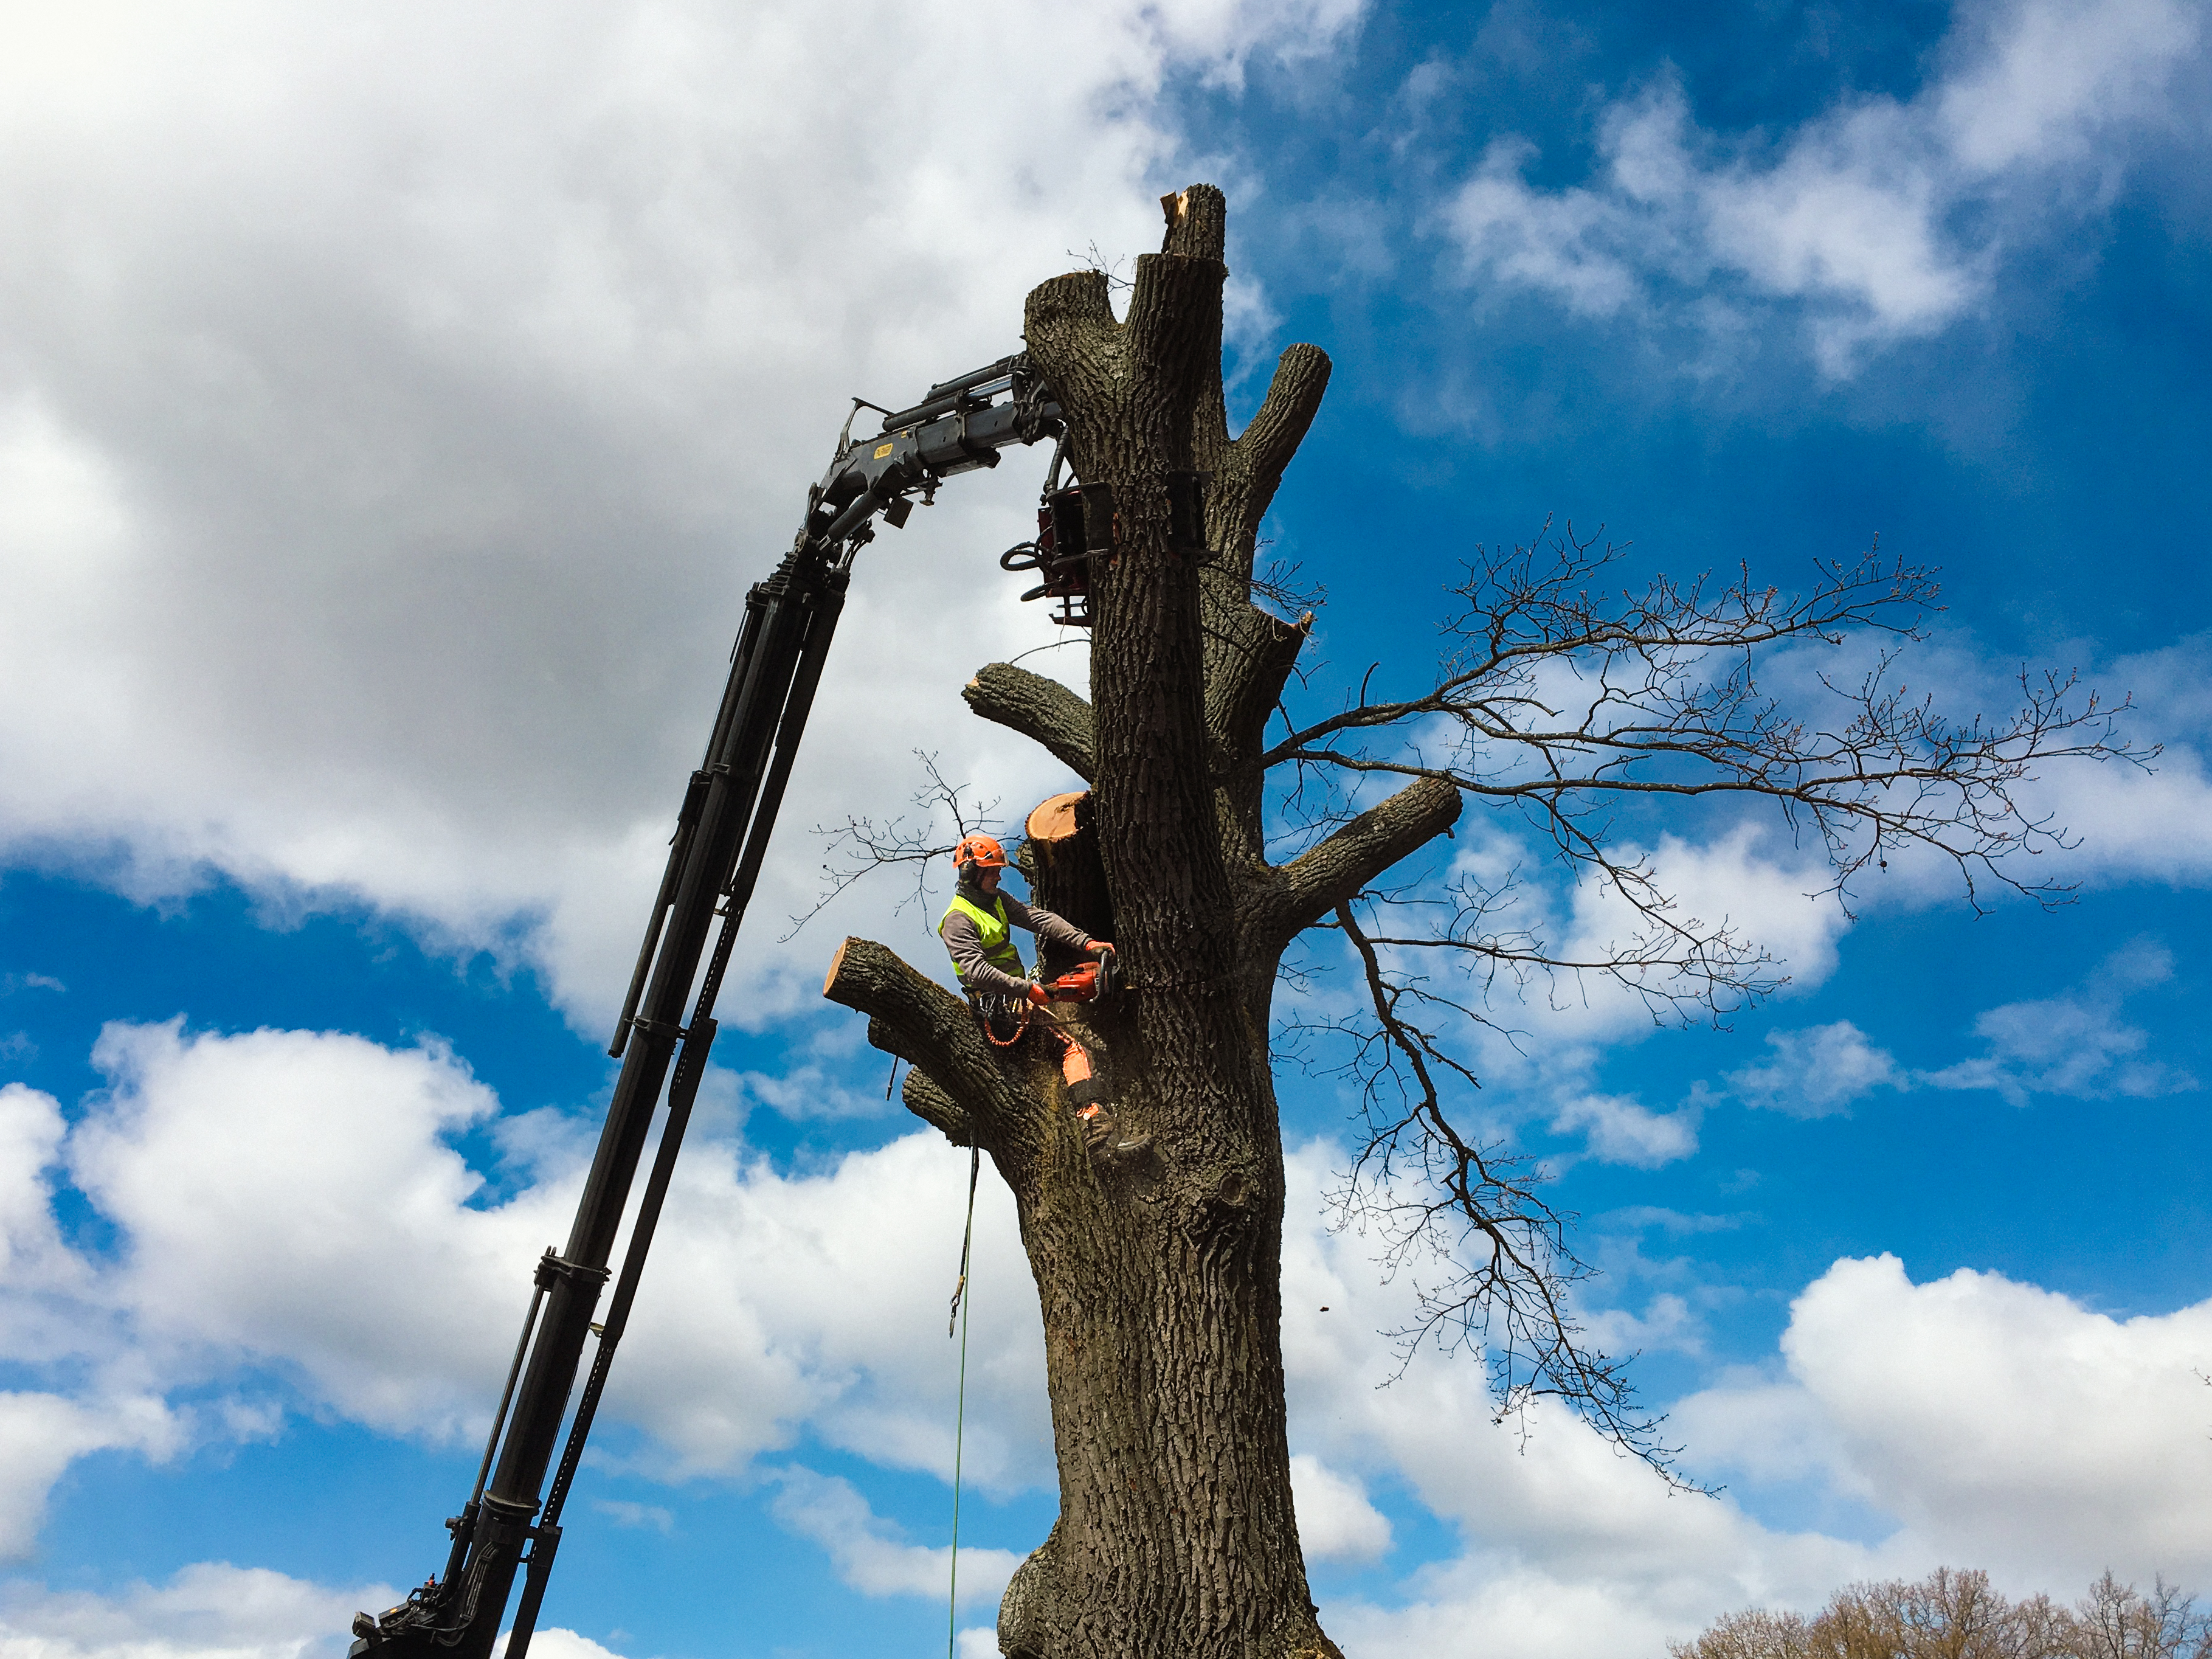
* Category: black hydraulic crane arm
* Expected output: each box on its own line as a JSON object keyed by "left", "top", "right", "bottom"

{"left": 348, "top": 355, "right": 1062, "bottom": 1659}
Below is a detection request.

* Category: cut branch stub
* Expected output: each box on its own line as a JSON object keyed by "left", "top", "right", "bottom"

{"left": 1025, "top": 789, "right": 1113, "bottom": 972}
{"left": 1161, "top": 185, "right": 1227, "bottom": 261}
{"left": 966, "top": 663, "right": 1096, "bottom": 781}
{"left": 1154, "top": 182, "right": 1333, "bottom": 573}
{"left": 899, "top": 1065, "right": 971, "bottom": 1146}
{"left": 823, "top": 937, "right": 1025, "bottom": 1154}
{"left": 1253, "top": 775, "right": 1464, "bottom": 955}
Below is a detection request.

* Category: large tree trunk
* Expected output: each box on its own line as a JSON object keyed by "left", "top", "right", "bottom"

{"left": 824, "top": 186, "right": 1459, "bottom": 1659}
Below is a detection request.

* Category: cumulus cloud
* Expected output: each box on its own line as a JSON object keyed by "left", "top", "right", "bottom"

{"left": 1552, "top": 824, "right": 1850, "bottom": 1029}
{"left": 0, "top": 0, "right": 1366, "bottom": 1034}
{"left": 1709, "top": 943, "right": 2193, "bottom": 1120}
{"left": 0, "top": 1554, "right": 619, "bottom": 1659}
{"left": 1727, "top": 1020, "right": 1903, "bottom": 1118}
{"left": 1289, "top": 1453, "right": 1393, "bottom": 1563}
{"left": 1679, "top": 1254, "right": 2212, "bottom": 1587}
{"left": 6, "top": 1042, "right": 2211, "bottom": 1654}
{"left": 0, "top": 1081, "right": 83, "bottom": 1298}
{"left": 499, "top": 1633, "right": 632, "bottom": 1659}
{"left": 0, "top": 1017, "right": 1049, "bottom": 1552}
{"left": 767, "top": 1465, "right": 1020, "bottom": 1607}
{"left": 1282, "top": 1141, "right": 2212, "bottom": 1657}
{"left": 1921, "top": 941, "right": 2194, "bottom": 1106}
{"left": 0, "top": 1561, "right": 392, "bottom": 1659}
{"left": 732, "top": 1064, "right": 894, "bottom": 1124}
{"left": 1440, "top": 0, "right": 2203, "bottom": 372}
{"left": 0, "top": 1390, "right": 182, "bottom": 1559}
{"left": 65, "top": 1019, "right": 572, "bottom": 1436}
{"left": 1550, "top": 1091, "right": 1701, "bottom": 1166}
{"left": 1278, "top": 1139, "right": 1882, "bottom": 1658}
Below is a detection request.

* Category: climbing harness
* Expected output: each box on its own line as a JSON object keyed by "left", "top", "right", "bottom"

{"left": 945, "top": 1141, "right": 981, "bottom": 1659}
{"left": 975, "top": 991, "right": 1035, "bottom": 1048}
{"left": 972, "top": 949, "right": 1121, "bottom": 1049}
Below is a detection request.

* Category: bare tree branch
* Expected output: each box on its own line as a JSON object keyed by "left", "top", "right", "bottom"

{"left": 964, "top": 662, "right": 1097, "bottom": 781}
{"left": 1322, "top": 902, "right": 1693, "bottom": 1484}
{"left": 1241, "top": 526, "right": 2142, "bottom": 1478}
{"left": 1246, "top": 775, "right": 1462, "bottom": 954}
{"left": 786, "top": 751, "right": 997, "bottom": 940}
{"left": 1259, "top": 532, "right": 2150, "bottom": 939}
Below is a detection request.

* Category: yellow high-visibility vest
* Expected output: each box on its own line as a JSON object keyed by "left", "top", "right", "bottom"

{"left": 941, "top": 892, "right": 1025, "bottom": 985}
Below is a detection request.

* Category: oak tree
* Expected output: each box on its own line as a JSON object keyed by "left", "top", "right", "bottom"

{"left": 821, "top": 185, "right": 2131, "bottom": 1659}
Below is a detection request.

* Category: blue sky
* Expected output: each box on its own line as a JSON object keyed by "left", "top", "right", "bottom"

{"left": 1, "top": 2, "right": 2208, "bottom": 1656}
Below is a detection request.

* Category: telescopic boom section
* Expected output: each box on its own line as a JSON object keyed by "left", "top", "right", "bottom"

{"left": 349, "top": 357, "right": 1060, "bottom": 1659}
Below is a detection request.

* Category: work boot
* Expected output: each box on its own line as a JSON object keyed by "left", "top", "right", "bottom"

{"left": 1076, "top": 1102, "right": 1152, "bottom": 1161}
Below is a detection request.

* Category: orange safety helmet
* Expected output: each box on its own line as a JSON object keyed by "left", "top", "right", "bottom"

{"left": 952, "top": 833, "right": 1010, "bottom": 873}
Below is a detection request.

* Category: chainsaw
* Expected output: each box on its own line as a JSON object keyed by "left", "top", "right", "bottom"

{"left": 1040, "top": 951, "right": 1119, "bottom": 1005}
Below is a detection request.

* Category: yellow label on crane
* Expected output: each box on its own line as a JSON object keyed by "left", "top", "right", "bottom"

{"left": 874, "top": 443, "right": 894, "bottom": 459}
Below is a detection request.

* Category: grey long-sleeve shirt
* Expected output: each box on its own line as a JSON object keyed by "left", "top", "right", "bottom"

{"left": 939, "top": 881, "right": 1094, "bottom": 996}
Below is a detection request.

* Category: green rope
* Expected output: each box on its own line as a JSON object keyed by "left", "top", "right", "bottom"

{"left": 946, "top": 1141, "right": 980, "bottom": 1659}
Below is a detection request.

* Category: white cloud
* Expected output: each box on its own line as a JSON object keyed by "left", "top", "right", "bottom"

{"left": 0, "top": 1390, "right": 182, "bottom": 1560}
{"left": 5, "top": 1019, "right": 1049, "bottom": 1526}
{"left": 603, "top": 1125, "right": 1049, "bottom": 1491}
{"left": 496, "top": 1633, "right": 631, "bottom": 1659}
{"left": 1550, "top": 1092, "right": 1701, "bottom": 1166}
{"left": 0, "top": 1082, "right": 79, "bottom": 1294}
{"left": 1553, "top": 823, "right": 1851, "bottom": 1033}
{"left": 1681, "top": 1254, "right": 2212, "bottom": 1587}
{"left": 1276, "top": 1139, "right": 2212, "bottom": 1657}
{"left": 7, "top": 1029, "right": 2210, "bottom": 1652}
{"left": 589, "top": 1499, "right": 672, "bottom": 1535}
{"left": 1289, "top": 1453, "right": 1393, "bottom": 1562}
{"left": 1581, "top": 1290, "right": 1707, "bottom": 1361}
{"left": 65, "top": 1020, "right": 571, "bottom": 1438}
{"left": 1920, "top": 941, "right": 2194, "bottom": 1106}
{"left": 0, "top": 0, "right": 1366, "bottom": 1034}
{"left": 733, "top": 1064, "right": 893, "bottom": 1123}
{"left": 1279, "top": 1162, "right": 1880, "bottom": 1658}
{"left": 1710, "top": 946, "right": 2193, "bottom": 1123}
{"left": 1727, "top": 1021, "right": 1903, "bottom": 1118}
{"left": 1440, "top": 0, "right": 2203, "bottom": 373}
{"left": 1936, "top": 0, "right": 2202, "bottom": 173}
{"left": 767, "top": 1465, "right": 1020, "bottom": 1608}
{"left": 0, "top": 1561, "right": 391, "bottom": 1659}
{"left": 7, "top": 1033, "right": 2212, "bottom": 1659}
{"left": 0, "top": 1562, "right": 615, "bottom": 1659}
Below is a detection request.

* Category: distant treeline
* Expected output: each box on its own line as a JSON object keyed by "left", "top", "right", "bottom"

{"left": 1673, "top": 1567, "right": 2210, "bottom": 1659}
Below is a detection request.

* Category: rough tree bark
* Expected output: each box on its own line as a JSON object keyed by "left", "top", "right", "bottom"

{"left": 821, "top": 186, "right": 1414, "bottom": 1659}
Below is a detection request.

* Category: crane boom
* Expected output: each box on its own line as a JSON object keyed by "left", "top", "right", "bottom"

{"left": 349, "top": 355, "right": 1063, "bottom": 1659}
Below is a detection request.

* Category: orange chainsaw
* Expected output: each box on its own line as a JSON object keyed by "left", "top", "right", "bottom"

{"left": 1041, "top": 951, "right": 1119, "bottom": 1004}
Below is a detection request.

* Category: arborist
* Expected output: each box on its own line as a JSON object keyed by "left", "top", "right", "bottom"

{"left": 939, "top": 833, "right": 1148, "bottom": 1159}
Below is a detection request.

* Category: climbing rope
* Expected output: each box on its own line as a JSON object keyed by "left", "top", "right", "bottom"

{"left": 945, "top": 1140, "right": 981, "bottom": 1659}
